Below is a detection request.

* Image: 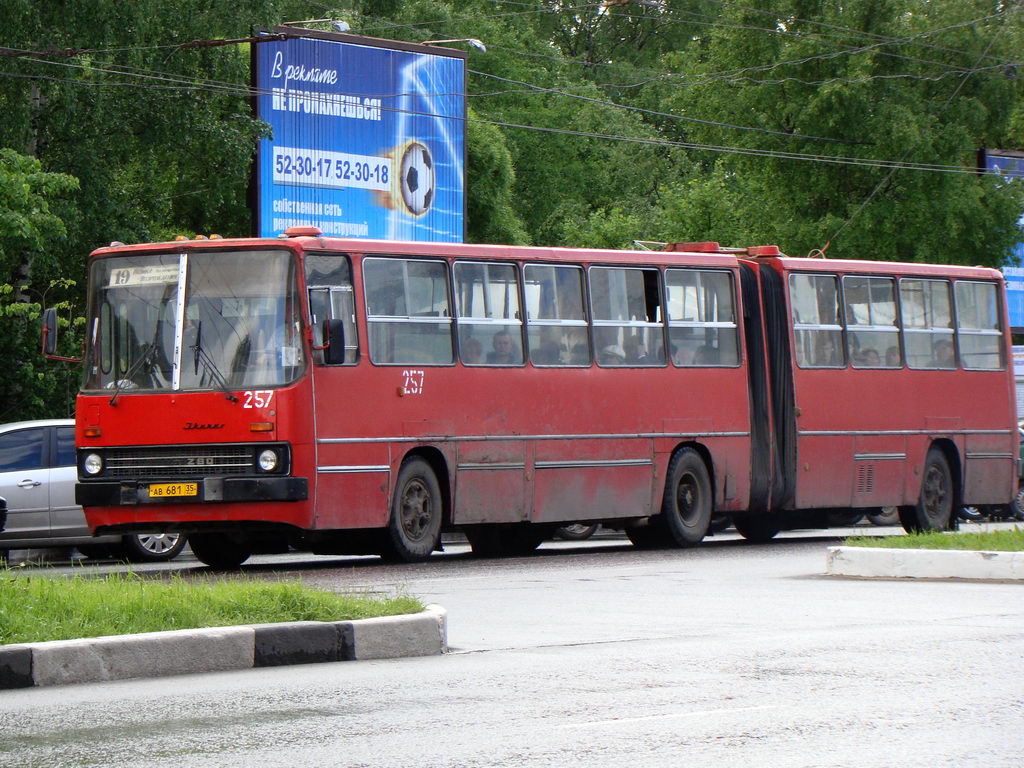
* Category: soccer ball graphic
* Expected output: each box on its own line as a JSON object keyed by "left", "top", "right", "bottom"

{"left": 398, "top": 141, "right": 435, "bottom": 216}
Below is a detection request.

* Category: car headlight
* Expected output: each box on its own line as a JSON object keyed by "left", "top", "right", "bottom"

{"left": 84, "top": 453, "right": 103, "bottom": 475}
{"left": 258, "top": 449, "right": 279, "bottom": 472}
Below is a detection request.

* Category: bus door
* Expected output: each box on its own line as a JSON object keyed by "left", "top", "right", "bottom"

{"left": 306, "top": 253, "right": 390, "bottom": 529}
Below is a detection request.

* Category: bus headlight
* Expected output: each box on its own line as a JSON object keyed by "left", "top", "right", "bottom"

{"left": 84, "top": 453, "right": 104, "bottom": 475}
{"left": 258, "top": 449, "right": 279, "bottom": 472}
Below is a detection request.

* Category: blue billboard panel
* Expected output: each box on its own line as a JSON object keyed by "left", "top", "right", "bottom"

{"left": 255, "top": 34, "right": 465, "bottom": 242}
{"left": 985, "top": 151, "right": 1024, "bottom": 328}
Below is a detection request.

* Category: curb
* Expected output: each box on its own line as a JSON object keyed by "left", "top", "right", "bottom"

{"left": 826, "top": 547, "right": 1024, "bottom": 581}
{"left": 0, "top": 604, "right": 446, "bottom": 690}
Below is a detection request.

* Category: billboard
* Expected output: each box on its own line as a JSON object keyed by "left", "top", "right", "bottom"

{"left": 983, "top": 150, "right": 1024, "bottom": 329}
{"left": 254, "top": 30, "right": 466, "bottom": 242}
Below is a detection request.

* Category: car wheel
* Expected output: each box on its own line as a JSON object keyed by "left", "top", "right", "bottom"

{"left": 867, "top": 507, "right": 900, "bottom": 526}
{"left": 555, "top": 523, "right": 599, "bottom": 541}
{"left": 122, "top": 533, "right": 187, "bottom": 562}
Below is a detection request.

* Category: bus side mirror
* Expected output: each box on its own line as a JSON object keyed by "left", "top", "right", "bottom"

{"left": 323, "top": 318, "right": 346, "bottom": 365}
{"left": 42, "top": 308, "right": 59, "bottom": 356}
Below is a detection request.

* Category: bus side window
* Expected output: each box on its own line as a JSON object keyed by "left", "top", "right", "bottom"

{"left": 666, "top": 269, "right": 738, "bottom": 367}
{"left": 955, "top": 281, "right": 1004, "bottom": 370}
{"left": 453, "top": 261, "right": 524, "bottom": 366}
{"left": 900, "top": 279, "right": 954, "bottom": 369}
{"left": 364, "top": 257, "right": 453, "bottom": 365}
{"left": 789, "top": 273, "right": 844, "bottom": 368}
{"left": 843, "top": 275, "right": 898, "bottom": 368}
{"left": 306, "top": 254, "right": 358, "bottom": 365}
{"left": 523, "top": 264, "right": 590, "bottom": 366}
{"left": 590, "top": 267, "right": 665, "bottom": 367}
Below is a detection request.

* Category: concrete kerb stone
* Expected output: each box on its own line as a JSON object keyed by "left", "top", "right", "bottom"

{"left": 1, "top": 604, "right": 447, "bottom": 690}
{"left": 826, "top": 546, "right": 1024, "bottom": 580}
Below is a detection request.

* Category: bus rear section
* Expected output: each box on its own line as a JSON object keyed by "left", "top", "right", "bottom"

{"left": 730, "top": 254, "right": 1019, "bottom": 539}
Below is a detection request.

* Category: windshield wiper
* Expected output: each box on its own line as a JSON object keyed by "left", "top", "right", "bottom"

{"left": 108, "top": 343, "right": 157, "bottom": 406}
{"left": 190, "top": 321, "right": 238, "bottom": 402}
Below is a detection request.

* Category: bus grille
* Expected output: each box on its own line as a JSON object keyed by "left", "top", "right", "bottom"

{"left": 102, "top": 446, "right": 254, "bottom": 479}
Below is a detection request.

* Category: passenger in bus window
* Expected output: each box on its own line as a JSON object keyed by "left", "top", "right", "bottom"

{"left": 859, "top": 348, "right": 881, "bottom": 367}
{"left": 623, "top": 335, "right": 648, "bottom": 364}
{"left": 815, "top": 335, "right": 839, "bottom": 366}
{"left": 885, "top": 346, "right": 901, "bottom": 367}
{"left": 599, "top": 345, "right": 626, "bottom": 365}
{"left": 487, "top": 331, "right": 519, "bottom": 365}
{"left": 932, "top": 339, "right": 956, "bottom": 368}
{"left": 531, "top": 328, "right": 562, "bottom": 365}
{"left": 462, "top": 337, "right": 483, "bottom": 365}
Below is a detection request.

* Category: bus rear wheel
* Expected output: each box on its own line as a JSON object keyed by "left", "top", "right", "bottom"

{"left": 659, "top": 448, "right": 712, "bottom": 547}
{"left": 381, "top": 457, "right": 442, "bottom": 562}
{"left": 189, "top": 532, "right": 251, "bottom": 569}
{"left": 900, "top": 447, "right": 954, "bottom": 533}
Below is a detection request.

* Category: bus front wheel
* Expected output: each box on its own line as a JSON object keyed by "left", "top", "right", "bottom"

{"left": 189, "top": 533, "right": 251, "bottom": 569}
{"left": 900, "top": 448, "right": 954, "bottom": 533}
{"left": 382, "top": 457, "right": 442, "bottom": 562}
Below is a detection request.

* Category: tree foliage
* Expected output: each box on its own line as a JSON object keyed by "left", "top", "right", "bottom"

{"left": 1, "top": 0, "right": 1022, "bottom": 417}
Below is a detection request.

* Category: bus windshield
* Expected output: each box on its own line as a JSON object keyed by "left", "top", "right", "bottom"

{"left": 83, "top": 249, "right": 305, "bottom": 393}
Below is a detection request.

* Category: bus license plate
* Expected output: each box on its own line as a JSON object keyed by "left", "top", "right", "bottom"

{"left": 148, "top": 482, "right": 198, "bottom": 498}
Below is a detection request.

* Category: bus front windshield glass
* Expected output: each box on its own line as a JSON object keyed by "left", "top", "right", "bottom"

{"left": 83, "top": 249, "right": 304, "bottom": 392}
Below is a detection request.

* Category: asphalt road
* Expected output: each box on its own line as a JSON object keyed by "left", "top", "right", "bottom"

{"left": 1, "top": 529, "right": 1022, "bottom": 767}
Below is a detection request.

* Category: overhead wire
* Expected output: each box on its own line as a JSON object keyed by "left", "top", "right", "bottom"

{"left": 0, "top": 64, "right": 1009, "bottom": 178}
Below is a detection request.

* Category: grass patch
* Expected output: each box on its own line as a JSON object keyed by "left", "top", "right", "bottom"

{"left": 845, "top": 526, "right": 1024, "bottom": 552}
{"left": 0, "top": 571, "right": 422, "bottom": 645}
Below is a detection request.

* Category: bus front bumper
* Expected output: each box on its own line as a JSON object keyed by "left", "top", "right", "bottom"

{"left": 76, "top": 477, "right": 309, "bottom": 506}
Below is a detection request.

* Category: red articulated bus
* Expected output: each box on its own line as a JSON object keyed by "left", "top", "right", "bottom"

{"left": 49, "top": 229, "right": 1017, "bottom": 567}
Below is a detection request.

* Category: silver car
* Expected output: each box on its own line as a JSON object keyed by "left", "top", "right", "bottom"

{"left": 0, "top": 419, "right": 186, "bottom": 562}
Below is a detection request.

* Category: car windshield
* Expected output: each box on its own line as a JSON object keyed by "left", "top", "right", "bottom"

{"left": 83, "top": 249, "right": 305, "bottom": 392}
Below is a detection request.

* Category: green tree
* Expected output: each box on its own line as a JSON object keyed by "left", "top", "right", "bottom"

{"left": 0, "top": 148, "right": 80, "bottom": 419}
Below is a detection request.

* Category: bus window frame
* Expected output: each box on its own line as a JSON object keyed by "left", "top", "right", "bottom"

{"left": 665, "top": 267, "right": 741, "bottom": 369}
{"left": 953, "top": 279, "right": 1006, "bottom": 372}
{"left": 588, "top": 264, "right": 667, "bottom": 368}
{"left": 452, "top": 259, "right": 526, "bottom": 368}
{"left": 523, "top": 262, "right": 592, "bottom": 368}
{"left": 842, "top": 274, "right": 901, "bottom": 370}
{"left": 306, "top": 252, "right": 360, "bottom": 367}
{"left": 789, "top": 272, "right": 846, "bottom": 369}
{"left": 362, "top": 256, "right": 456, "bottom": 368}
{"left": 898, "top": 276, "right": 956, "bottom": 371}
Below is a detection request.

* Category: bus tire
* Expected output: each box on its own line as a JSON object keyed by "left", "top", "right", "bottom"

{"left": 189, "top": 532, "right": 251, "bottom": 569}
{"left": 733, "top": 514, "right": 779, "bottom": 543}
{"left": 383, "top": 457, "right": 442, "bottom": 562}
{"left": 660, "top": 448, "right": 712, "bottom": 547}
{"left": 901, "top": 448, "right": 954, "bottom": 533}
